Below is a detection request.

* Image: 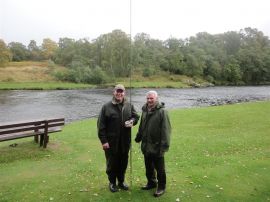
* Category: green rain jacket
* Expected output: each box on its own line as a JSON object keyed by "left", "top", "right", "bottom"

{"left": 135, "top": 102, "right": 171, "bottom": 156}
{"left": 97, "top": 98, "right": 139, "bottom": 154}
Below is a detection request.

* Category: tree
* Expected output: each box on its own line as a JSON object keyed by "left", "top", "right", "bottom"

{"left": 49, "top": 27, "right": 270, "bottom": 84}
{"left": 223, "top": 63, "right": 242, "bottom": 84}
{"left": 41, "top": 38, "right": 58, "bottom": 60}
{"left": 94, "top": 29, "right": 131, "bottom": 77}
{"left": 203, "top": 56, "right": 222, "bottom": 80}
{"left": 54, "top": 38, "right": 76, "bottom": 66}
{"left": 222, "top": 31, "right": 241, "bottom": 55}
{"left": 73, "top": 39, "right": 95, "bottom": 67}
{"left": 28, "top": 40, "right": 42, "bottom": 60}
{"left": 162, "top": 38, "right": 186, "bottom": 74}
{"left": 185, "top": 53, "right": 204, "bottom": 76}
{"left": 237, "top": 28, "right": 270, "bottom": 84}
{"left": 0, "top": 39, "right": 12, "bottom": 66}
{"left": 8, "top": 42, "right": 29, "bottom": 61}
{"left": 133, "top": 33, "right": 151, "bottom": 67}
{"left": 133, "top": 33, "right": 167, "bottom": 75}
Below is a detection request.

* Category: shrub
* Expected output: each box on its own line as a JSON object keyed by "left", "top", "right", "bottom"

{"left": 142, "top": 67, "right": 155, "bottom": 77}
{"left": 48, "top": 59, "right": 55, "bottom": 68}
{"left": 89, "top": 66, "right": 109, "bottom": 84}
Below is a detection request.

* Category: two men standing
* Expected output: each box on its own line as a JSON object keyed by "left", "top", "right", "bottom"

{"left": 97, "top": 85, "right": 171, "bottom": 197}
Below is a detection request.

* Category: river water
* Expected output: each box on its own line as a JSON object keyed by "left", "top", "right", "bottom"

{"left": 0, "top": 86, "right": 270, "bottom": 123}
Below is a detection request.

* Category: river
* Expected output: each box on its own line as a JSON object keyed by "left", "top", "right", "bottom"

{"left": 0, "top": 86, "right": 270, "bottom": 123}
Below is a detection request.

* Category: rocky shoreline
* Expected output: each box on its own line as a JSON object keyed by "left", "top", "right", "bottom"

{"left": 195, "top": 96, "right": 269, "bottom": 107}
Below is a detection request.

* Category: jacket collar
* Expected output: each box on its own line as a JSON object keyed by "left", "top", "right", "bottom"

{"left": 112, "top": 97, "right": 126, "bottom": 105}
{"left": 142, "top": 102, "right": 165, "bottom": 112}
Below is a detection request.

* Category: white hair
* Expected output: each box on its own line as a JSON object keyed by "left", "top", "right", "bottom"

{"left": 146, "top": 90, "right": 158, "bottom": 98}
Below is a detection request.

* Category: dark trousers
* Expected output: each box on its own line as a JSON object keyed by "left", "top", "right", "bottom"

{"left": 144, "top": 155, "right": 166, "bottom": 189}
{"left": 105, "top": 150, "right": 129, "bottom": 184}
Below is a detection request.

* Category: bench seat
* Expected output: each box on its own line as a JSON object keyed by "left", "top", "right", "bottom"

{"left": 0, "top": 118, "right": 65, "bottom": 148}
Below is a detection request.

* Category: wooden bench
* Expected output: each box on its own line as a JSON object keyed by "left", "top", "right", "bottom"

{"left": 0, "top": 118, "right": 65, "bottom": 148}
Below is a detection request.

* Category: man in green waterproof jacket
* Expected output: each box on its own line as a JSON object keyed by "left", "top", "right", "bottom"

{"left": 135, "top": 90, "right": 171, "bottom": 197}
{"left": 98, "top": 84, "right": 139, "bottom": 193}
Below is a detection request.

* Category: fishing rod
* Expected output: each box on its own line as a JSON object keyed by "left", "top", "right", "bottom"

{"left": 129, "top": 0, "right": 133, "bottom": 189}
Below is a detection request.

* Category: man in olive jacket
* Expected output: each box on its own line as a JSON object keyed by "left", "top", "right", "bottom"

{"left": 98, "top": 84, "right": 139, "bottom": 193}
{"left": 135, "top": 90, "right": 171, "bottom": 197}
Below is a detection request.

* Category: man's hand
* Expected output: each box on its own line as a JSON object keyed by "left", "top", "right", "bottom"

{"left": 125, "top": 119, "right": 134, "bottom": 128}
{"left": 102, "top": 142, "right": 110, "bottom": 150}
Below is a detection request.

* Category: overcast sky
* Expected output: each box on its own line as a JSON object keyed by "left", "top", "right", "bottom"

{"left": 1, "top": 0, "right": 270, "bottom": 45}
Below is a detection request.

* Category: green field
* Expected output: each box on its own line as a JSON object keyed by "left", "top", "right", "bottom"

{"left": 0, "top": 101, "right": 269, "bottom": 201}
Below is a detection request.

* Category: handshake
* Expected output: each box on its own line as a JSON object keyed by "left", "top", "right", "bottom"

{"left": 125, "top": 119, "right": 134, "bottom": 128}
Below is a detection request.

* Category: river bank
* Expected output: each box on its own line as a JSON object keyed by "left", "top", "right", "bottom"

{"left": 0, "top": 61, "right": 212, "bottom": 90}
{"left": 0, "top": 79, "right": 210, "bottom": 90}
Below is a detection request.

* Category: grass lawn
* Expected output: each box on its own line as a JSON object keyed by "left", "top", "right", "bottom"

{"left": 0, "top": 101, "right": 269, "bottom": 201}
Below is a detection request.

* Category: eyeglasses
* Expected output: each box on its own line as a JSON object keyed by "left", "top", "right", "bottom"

{"left": 116, "top": 89, "right": 124, "bottom": 93}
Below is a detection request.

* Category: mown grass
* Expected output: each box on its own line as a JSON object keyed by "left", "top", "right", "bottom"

{"left": 0, "top": 101, "right": 269, "bottom": 202}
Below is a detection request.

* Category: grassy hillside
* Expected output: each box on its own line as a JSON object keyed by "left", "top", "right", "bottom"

{"left": 0, "top": 61, "right": 57, "bottom": 82}
{"left": 0, "top": 61, "right": 94, "bottom": 89}
{"left": 0, "top": 101, "right": 269, "bottom": 201}
{"left": 0, "top": 61, "right": 210, "bottom": 89}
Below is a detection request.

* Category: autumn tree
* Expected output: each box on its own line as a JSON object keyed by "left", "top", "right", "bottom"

{"left": 41, "top": 38, "right": 58, "bottom": 60}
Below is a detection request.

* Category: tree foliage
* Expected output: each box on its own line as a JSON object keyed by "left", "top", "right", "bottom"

{"left": 28, "top": 40, "right": 42, "bottom": 61}
{"left": 1, "top": 27, "right": 270, "bottom": 85}
{"left": 0, "top": 39, "right": 12, "bottom": 66}
{"left": 8, "top": 42, "right": 29, "bottom": 61}
{"left": 41, "top": 38, "right": 58, "bottom": 60}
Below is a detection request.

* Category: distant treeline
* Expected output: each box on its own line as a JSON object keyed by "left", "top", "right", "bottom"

{"left": 1, "top": 27, "right": 270, "bottom": 85}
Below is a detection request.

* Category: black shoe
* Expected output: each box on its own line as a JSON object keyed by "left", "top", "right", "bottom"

{"left": 141, "top": 183, "right": 157, "bottom": 190}
{"left": 109, "top": 183, "right": 118, "bottom": 192}
{"left": 118, "top": 182, "right": 129, "bottom": 190}
{"left": 154, "top": 188, "right": 165, "bottom": 197}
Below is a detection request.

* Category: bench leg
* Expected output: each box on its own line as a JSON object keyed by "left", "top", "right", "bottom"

{"left": 40, "top": 135, "right": 44, "bottom": 147}
{"left": 34, "top": 135, "right": 39, "bottom": 143}
{"left": 43, "top": 120, "right": 49, "bottom": 148}
{"left": 43, "top": 135, "right": 49, "bottom": 148}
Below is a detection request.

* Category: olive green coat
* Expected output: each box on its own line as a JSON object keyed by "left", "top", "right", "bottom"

{"left": 97, "top": 98, "right": 139, "bottom": 154}
{"left": 135, "top": 102, "right": 171, "bottom": 156}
